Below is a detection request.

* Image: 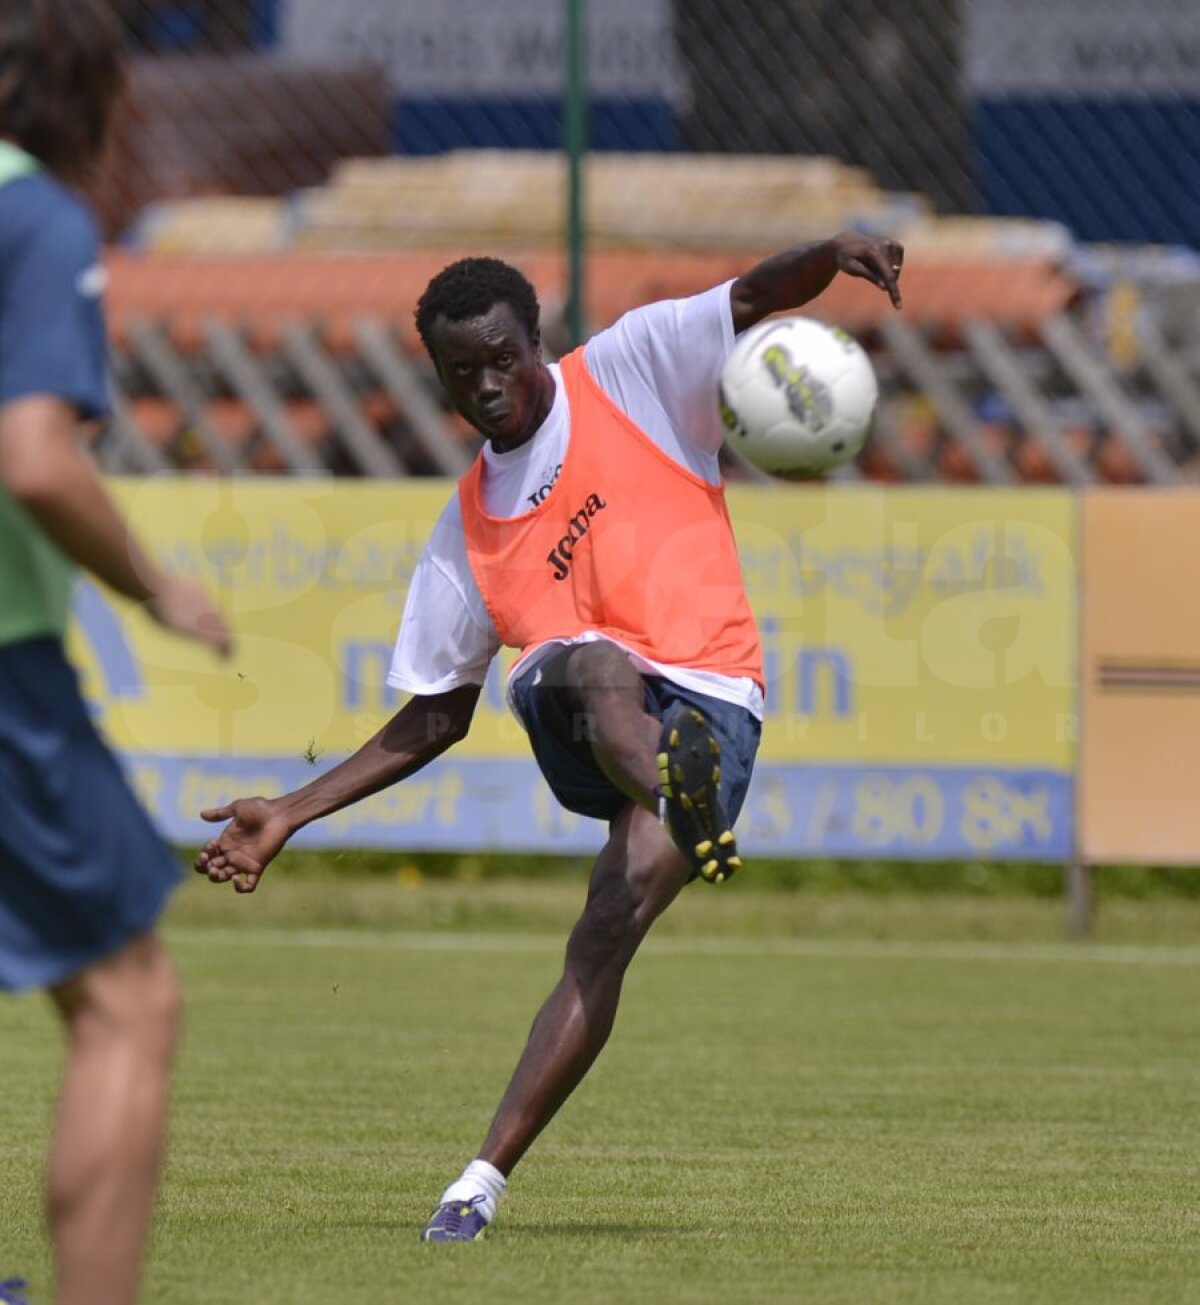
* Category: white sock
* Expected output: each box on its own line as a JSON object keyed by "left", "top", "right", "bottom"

{"left": 438, "top": 1158, "right": 507, "bottom": 1223}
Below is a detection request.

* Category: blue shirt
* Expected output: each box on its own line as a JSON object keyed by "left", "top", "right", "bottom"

{"left": 0, "top": 143, "right": 109, "bottom": 646}
{"left": 0, "top": 154, "right": 108, "bottom": 416}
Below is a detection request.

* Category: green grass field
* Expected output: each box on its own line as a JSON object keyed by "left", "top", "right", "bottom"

{"left": 4, "top": 875, "right": 1200, "bottom": 1304}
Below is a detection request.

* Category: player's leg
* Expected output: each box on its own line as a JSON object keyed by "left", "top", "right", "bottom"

{"left": 560, "top": 640, "right": 661, "bottom": 806}
{"left": 561, "top": 642, "right": 742, "bottom": 883}
{"left": 422, "top": 653, "right": 761, "bottom": 1241}
{"left": 0, "top": 639, "right": 184, "bottom": 1300}
{"left": 478, "top": 804, "right": 687, "bottom": 1168}
{"left": 45, "top": 932, "right": 181, "bottom": 1305}
{"left": 422, "top": 804, "right": 688, "bottom": 1241}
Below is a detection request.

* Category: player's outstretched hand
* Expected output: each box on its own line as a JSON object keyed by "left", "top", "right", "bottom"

{"left": 147, "top": 574, "right": 233, "bottom": 658}
{"left": 194, "top": 796, "right": 292, "bottom": 894}
{"left": 831, "top": 231, "right": 904, "bottom": 309}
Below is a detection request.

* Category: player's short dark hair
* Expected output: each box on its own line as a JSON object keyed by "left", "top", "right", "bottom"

{"left": 0, "top": 0, "right": 125, "bottom": 178}
{"left": 415, "top": 257, "right": 541, "bottom": 360}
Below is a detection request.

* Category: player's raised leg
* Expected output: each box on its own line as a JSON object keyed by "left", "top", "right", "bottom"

{"left": 560, "top": 642, "right": 742, "bottom": 884}
{"left": 560, "top": 641, "right": 662, "bottom": 805}
{"left": 47, "top": 934, "right": 181, "bottom": 1305}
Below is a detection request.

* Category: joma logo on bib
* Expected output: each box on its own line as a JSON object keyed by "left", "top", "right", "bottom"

{"left": 546, "top": 493, "right": 608, "bottom": 580}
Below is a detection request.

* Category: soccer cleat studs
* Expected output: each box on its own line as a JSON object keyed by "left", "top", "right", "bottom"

{"left": 655, "top": 704, "right": 744, "bottom": 885}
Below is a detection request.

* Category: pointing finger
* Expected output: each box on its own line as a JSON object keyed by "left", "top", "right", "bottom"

{"left": 842, "top": 256, "right": 890, "bottom": 298}
{"left": 871, "top": 250, "right": 903, "bottom": 309}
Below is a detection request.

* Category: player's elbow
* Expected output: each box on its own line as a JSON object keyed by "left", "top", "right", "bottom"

{"left": 443, "top": 707, "right": 475, "bottom": 747}
{"left": 424, "top": 711, "right": 471, "bottom": 749}
{"left": 420, "top": 693, "right": 477, "bottom": 751}
{"left": 729, "top": 277, "right": 768, "bottom": 335}
{"left": 1, "top": 447, "right": 64, "bottom": 509}
{"left": 0, "top": 398, "right": 82, "bottom": 508}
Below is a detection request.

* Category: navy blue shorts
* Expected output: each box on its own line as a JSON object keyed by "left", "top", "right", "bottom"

{"left": 0, "top": 637, "right": 181, "bottom": 993}
{"left": 510, "top": 648, "right": 761, "bottom": 825}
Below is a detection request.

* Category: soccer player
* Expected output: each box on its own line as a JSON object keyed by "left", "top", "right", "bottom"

{"left": 196, "top": 233, "right": 902, "bottom": 1240}
{"left": 0, "top": 3, "right": 231, "bottom": 1302}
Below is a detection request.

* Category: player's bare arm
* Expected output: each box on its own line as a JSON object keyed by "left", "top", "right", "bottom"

{"left": 0, "top": 395, "right": 231, "bottom": 656}
{"left": 729, "top": 231, "right": 905, "bottom": 333}
{"left": 195, "top": 684, "right": 481, "bottom": 893}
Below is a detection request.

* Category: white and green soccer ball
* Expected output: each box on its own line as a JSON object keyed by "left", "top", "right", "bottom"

{"left": 718, "top": 316, "right": 878, "bottom": 479}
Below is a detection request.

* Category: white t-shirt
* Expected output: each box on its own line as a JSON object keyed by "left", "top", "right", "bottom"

{"left": 387, "top": 279, "right": 764, "bottom": 719}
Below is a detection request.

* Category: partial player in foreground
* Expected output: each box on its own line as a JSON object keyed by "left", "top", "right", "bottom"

{"left": 196, "top": 232, "right": 902, "bottom": 1240}
{"left": 0, "top": 4, "right": 231, "bottom": 1302}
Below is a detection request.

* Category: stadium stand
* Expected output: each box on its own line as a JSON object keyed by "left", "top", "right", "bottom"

{"left": 96, "top": 150, "right": 1200, "bottom": 487}
{"left": 90, "top": 56, "right": 392, "bottom": 239}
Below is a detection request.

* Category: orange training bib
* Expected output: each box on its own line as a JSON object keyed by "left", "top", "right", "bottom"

{"left": 458, "top": 348, "right": 763, "bottom": 688}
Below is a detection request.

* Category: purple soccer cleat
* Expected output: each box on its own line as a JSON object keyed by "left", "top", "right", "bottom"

{"left": 420, "top": 1195, "right": 490, "bottom": 1243}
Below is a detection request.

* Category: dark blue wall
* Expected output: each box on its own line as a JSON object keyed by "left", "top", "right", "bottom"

{"left": 973, "top": 97, "right": 1200, "bottom": 246}
{"left": 392, "top": 98, "right": 678, "bottom": 155}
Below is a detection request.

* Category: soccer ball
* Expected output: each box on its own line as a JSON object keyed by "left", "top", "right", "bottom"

{"left": 718, "top": 316, "right": 878, "bottom": 479}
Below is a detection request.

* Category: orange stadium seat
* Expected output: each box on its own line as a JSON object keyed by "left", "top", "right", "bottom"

{"left": 935, "top": 425, "right": 1015, "bottom": 484}
{"left": 104, "top": 247, "right": 1090, "bottom": 485}
{"left": 1012, "top": 428, "right": 1093, "bottom": 484}
{"left": 105, "top": 249, "right": 1078, "bottom": 354}
{"left": 127, "top": 397, "right": 182, "bottom": 447}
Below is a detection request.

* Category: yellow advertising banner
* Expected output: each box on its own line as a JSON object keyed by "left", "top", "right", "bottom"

{"left": 69, "top": 480, "right": 1077, "bottom": 859}
{"left": 1081, "top": 490, "right": 1200, "bottom": 863}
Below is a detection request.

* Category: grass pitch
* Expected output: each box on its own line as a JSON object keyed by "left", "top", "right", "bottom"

{"left": 3, "top": 877, "right": 1200, "bottom": 1304}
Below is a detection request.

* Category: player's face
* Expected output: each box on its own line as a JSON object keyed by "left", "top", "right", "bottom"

{"left": 430, "top": 303, "right": 554, "bottom": 451}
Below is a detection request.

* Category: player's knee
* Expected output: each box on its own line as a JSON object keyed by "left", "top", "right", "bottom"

{"left": 569, "top": 860, "right": 677, "bottom": 975}
{"left": 624, "top": 842, "right": 686, "bottom": 927}
{"left": 129, "top": 949, "right": 182, "bottom": 1065}
{"left": 140, "top": 952, "right": 183, "bottom": 1046}
{"left": 568, "top": 891, "right": 639, "bottom": 975}
{"left": 564, "top": 641, "right": 639, "bottom": 701}
{"left": 75, "top": 938, "right": 182, "bottom": 1052}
